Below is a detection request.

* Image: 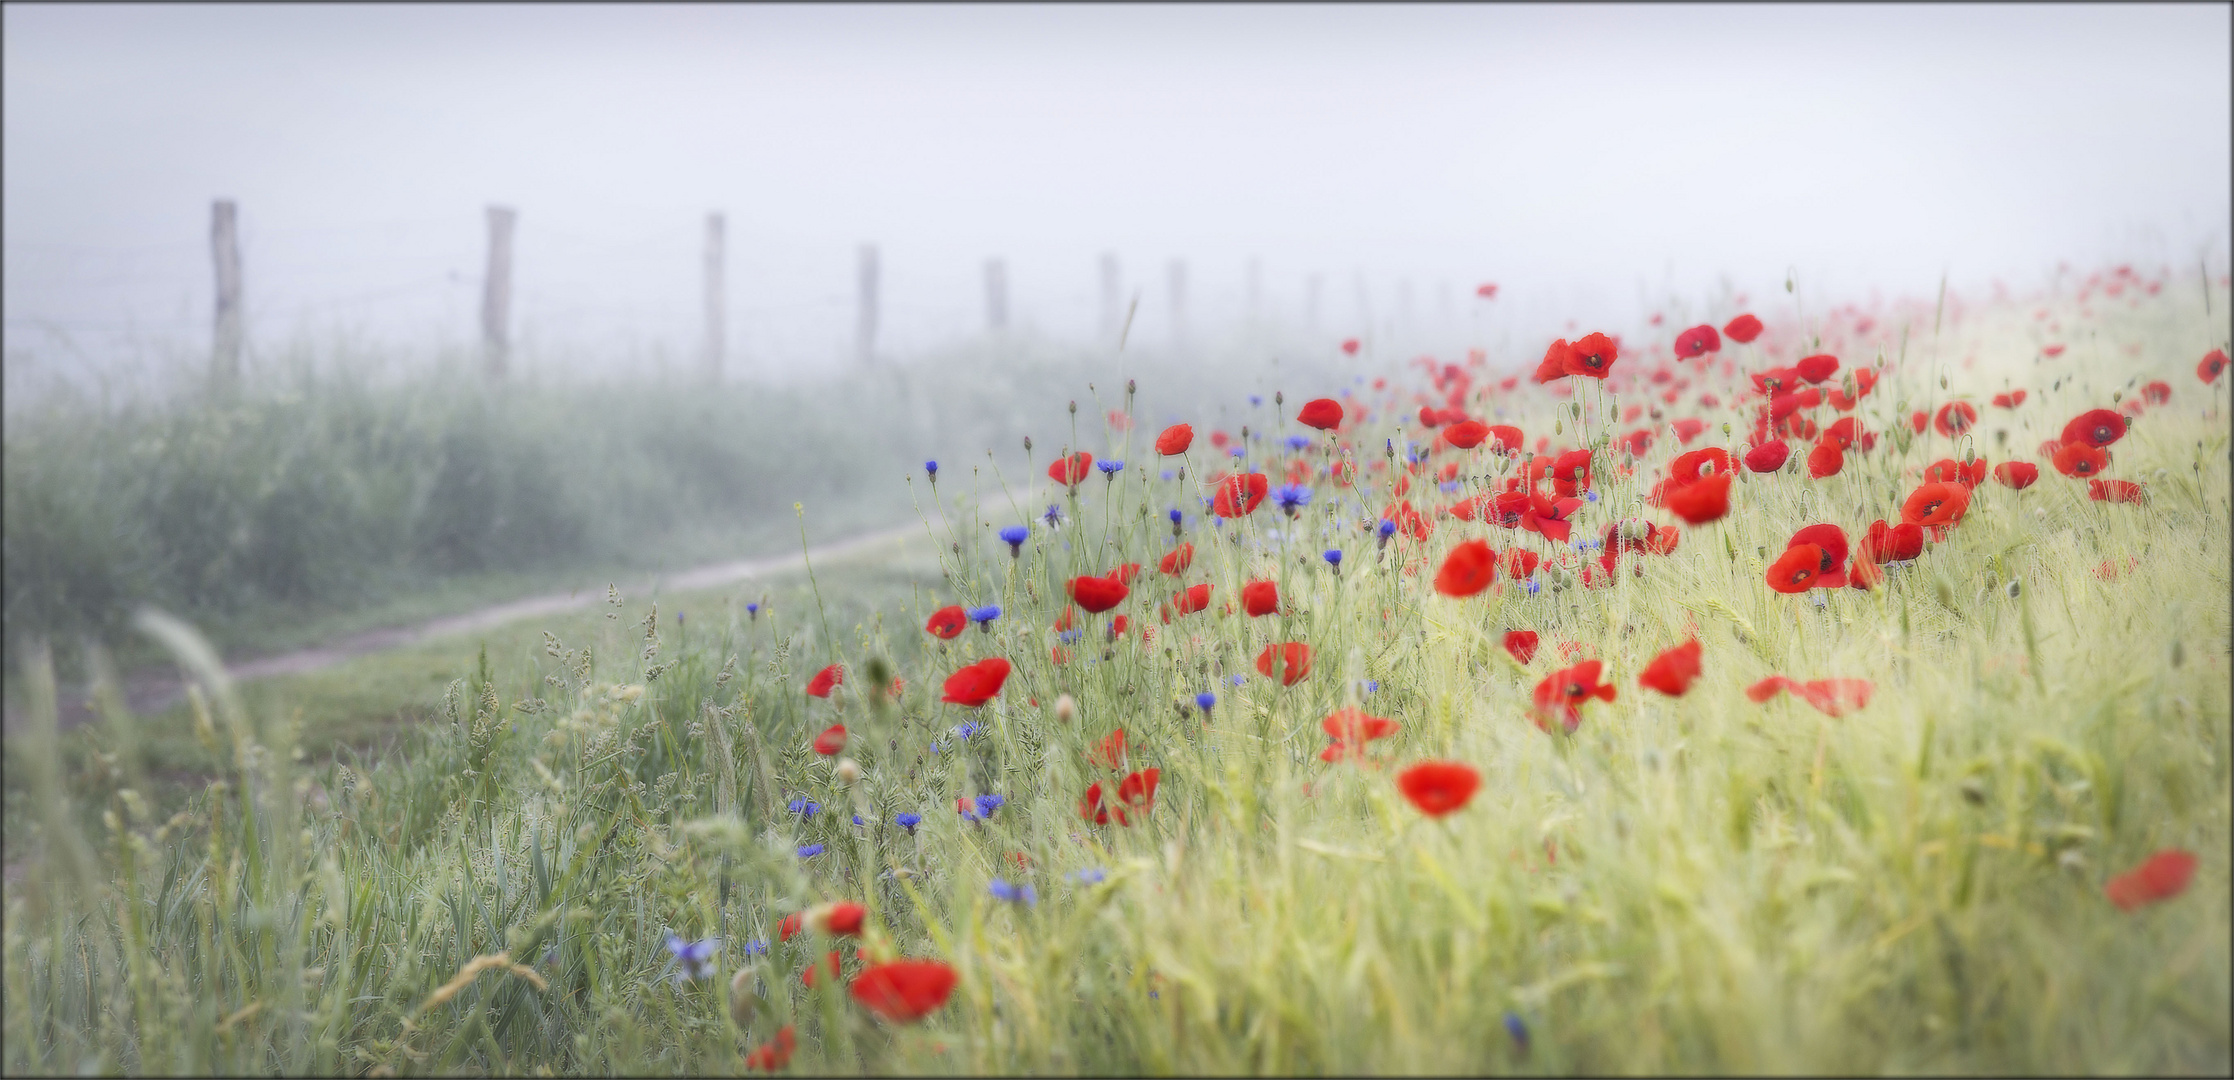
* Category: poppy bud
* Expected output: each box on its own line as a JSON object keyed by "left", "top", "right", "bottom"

{"left": 1055, "top": 694, "right": 1077, "bottom": 724}
{"left": 1555, "top": 421, "right": 1563, "bottom": 435}
{"left": 1069, "top": 400, "right": 1078, "bottom": 414}
{"left": 1939, "top": 373, "right": 1948, "bottom": 389}
{"left": 1275, "top": 391, "right": 1285, "bottom": 405}
{"left": 2005, "top": 580, "right": 2021, "bottom": 599}
{"left": 2111, "top": 390, "right": 2122, "bottom": 403}
{"left": 1960, "top": 776, "right": 1988, "bottom": 805}
{"left": 1126, "top": 378, "right": 1136, "bottom": 395}
{"left": 1023, "top": 436, "right": 1033, "bottom": 451}
{"left": 2171, "top": 640, "right": 2184, "bottom": 667}
{"left": 1721, "top": 422, "right": 1732, "bottom": 435}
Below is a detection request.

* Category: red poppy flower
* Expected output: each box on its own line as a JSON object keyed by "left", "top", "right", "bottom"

{"left": 1485, "top": 424, "right": 1525, "bottom": 454}
{"left": 1501, "top": 549, "right": 1541, "bottom": 581}
{"left": 802, "top": 949, "right": 843, "bottom": 987}
{"left": 1434, "top": 540, "right": 1498, "bottom": 598}
{"left": 2060, "top": 408, "right": 2126, "bottom": 449}
{"left": 779, "top": 911, "right": 806, "bottom": 942}
{"left": 2201, "top": 349, "right": 2229, "bottom": 383}
{"left": 1673, "top": 324, "right": 1721, "bottom": 358}
{"left": 1859, "top": 519, "right": 1925, "bottom": 563}
{"left": 1255, "top": 642, "right": 1313, "bottom": 686}
{"left": 1921, "top": 457, "right": 1987, "bottom": 488}
{"left": 1991, "top": 390, "right": 2027, "bottom": 409}
{"left": 1552, "top": 449, "right": 1594, "bottom": 496}
{"left": 1383, "top": 499, "right": 1435, "bottom": 541}
{"left": 2104, "top": 849, "right": 2198, "bottom": 911}
{"left": 1795, "top": 354, "right": 1839, "bottom": 384}
{"left": 1794, "top": 678, "right": 1873, "bottom": 717}
{"left": 1164, "top": 583, "right": 1212, "bottom": 622}
{"left": 1933, "top": 402, "right": 1977, "bottom": 438}
{"left": 1901, "top": 481, "right": 1971, "bottom": 529}
{"left": 1664, "top": 472, "right": 1732, "bottom": 525}
{"left": 1767, "top": 545, "right": 1824, "bottom": 594}
{"left": 940, "top": 658, "right": 1010, "bottom": 707}
{"left": 814, "top": 901, "right": 868, "bottom": 936}
{"left": 1503, "top": 629, "right": 1540, "bottom": 665}
{"left": 2089, "top": 479, "right": 2145, "bottom": 503}
{"left": 1341, "top": 338, "right": 1361, "bottom": 356}
{"left": 1117, "top": 767, "right": 1160, "bottom": 817}
{"left": 1786, "top": 524, "right": 1850, "bottom": 587}
{"left": 1396, "top": 760, "right": 1481, "bottom": 816}
{"left": 850, "top": 960, "right": 958, "bottom": 1023}
{"left": 1637, "top": 639, "right": 1703, "bottom": 697}
{"left": 1806, "top": 440, "right": 1845, "bottom": 479}
{"left": 1155, "top": 423, "right": 1194, "bottom": 455}
{"left": 2141, "top": 380, "right": 2170, "bottom": 405}
{"left": 1816, "top": 417, "right": 1859, "bottom": 453}
{"left": 1723, "top": 313, "right": 1763, "bottom": 344}
{"left": 1211, "top": 473, "right": 1270, "bottom": 517}
{"left": 1909, "top": 410, "right": 1929, "bottom": 433}
{"left": 1671, "top": 417, "right": 1707, "bottom": 444}
{"left": 1323, "top": 707, "right": 1399, "bottom": 745}
{"left": 1744, "top": 440, "right": 1790, "bottom": 473}
{"left": 1241, "top": 579, "right": 1280, "bottom": 617}
{"left": 1533, "top": 339, "right": 1575, "bottom": 383}
{"left": 926, "top": 605, "right": 968, "bottom": 639}
{"left": 1564, "top": 332, "right": 1619, "bottom": 379}
{"left": 1443, "top": 420, "right": 1490, "bottom": 449}
{"left": 2052, "top": 441, "right": 2109, "bottom": 478}
{"left": 1079, "top": 780, "right": 1116, "bottom": 825}
{"left": 1477, "top": 283, "right": 1499, "bottom": 298}
{"left": 1048, "top": 451, "right": 1095, "bottom": 488}
{"left": 1992, "top": 461, "right": 2039, "bottom": 490}
{"left": 1068, "top": 575, "right": 1129, "bottom": 614}
{"left": 807, "top": 665, "right": 844, "bottom": 698}
{"left": 1159, "top": 543, "right": 1195, "bottom": 576}
{"left": 1297, "top": 398, "right": 1344, "bottom": 430}
{"left": 1532, "top": 660, "right": 1616, "bottom": 732}
{"left": 814, "top": 724, "right": 848, "bottom": 755}
{"left": 745, "top": 1026, "right": 797, "bottom": 1072}
{"left": 1847, "top": 558, "right": 1885, "bottom": 591}
{"left": 1618, "top": 429, "right": 1655, "bottom": 458}
{"left": 1669, "top": 447, "right": 1732, "bottom": 486}
{"left": 1520, "top": 493, "right": 1583, "bottom": 544}
{"left": 1753, "top": 367, "right": 1803, "bottom": 395}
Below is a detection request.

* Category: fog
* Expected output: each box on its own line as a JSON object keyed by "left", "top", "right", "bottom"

{"left": 5, "top": 4, "right": 2228, "bottom": 386}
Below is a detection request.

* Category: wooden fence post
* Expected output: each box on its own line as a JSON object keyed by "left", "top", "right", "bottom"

{"left": 210, "top": 199, "right": 242, "bottom": 391}
{"left": 984, "top": 258, "right": 1008, "bottom": 331}
{"left": 481, "top": 205, "right": 516, "bottom": 379}
{"left": 856, "top": 243, "right": 879, "bottom": 367}
{"left": 703, "top": 212, "right": 726, "bottom": 382}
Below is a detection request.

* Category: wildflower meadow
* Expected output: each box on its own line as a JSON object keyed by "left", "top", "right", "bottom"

{"left": 6, "top": 268, "right": 2230, "bottom": 1075}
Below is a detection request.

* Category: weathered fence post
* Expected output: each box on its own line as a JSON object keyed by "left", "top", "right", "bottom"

{"left": 210, "top": 199, "right": 242, "bottom": 391}
{"left": 481, "top": 205, "right": 516, "bottom": 379}
{"left": 856, "top": 243, "right": 879, "bottom": 367}
{"left": 984, "top": 258, "right": 1008, "bottom": 332}
{"left": 703, "top": 212, "right": 726, "bottom": 382}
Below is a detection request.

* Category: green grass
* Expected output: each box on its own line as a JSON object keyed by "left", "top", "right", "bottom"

{"left": 3, "top": 283, "right": 2229, "bottom": 1075}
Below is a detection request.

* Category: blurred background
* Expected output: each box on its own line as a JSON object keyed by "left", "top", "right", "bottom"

{"left": 5, "top": 3, "right": 2229, "bottom": 668}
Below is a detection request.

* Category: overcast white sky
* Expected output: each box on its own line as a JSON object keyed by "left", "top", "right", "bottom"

{"left": 5, "top": 3, "right": 2228, "bottom": 379}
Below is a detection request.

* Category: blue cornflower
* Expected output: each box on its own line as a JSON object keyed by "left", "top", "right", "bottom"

{"left": 1195, "top": 691, "right": 1216, "bottom": 715}
{"left": 975, "top": 794, "right": 1005, "bottom": 817}
{"left": 1584, "top": 490, "right": 1599, "bottom": 502}
{"left": 1378, "top": 519, "right": 1398, "bottom": 538}
{"left": 797, "top": 843, "right": 824, "bottom": 858}
{"left": 1285, "top": 434, "right": 1313, "bottom": 452}
{"left": 1439, "top": 480, "right": 1460, "bottom": 493}
{"left": 1503, "top": 1011, "right": 1531, "bottom": 1052}
{"left": 988, "top": 879, "right": 1036, "bottom": 907}
{"left": 1097, "top": 460, "right": 1124, "bottom": 476}
{"left": 895, "top": 812, "right": 922, "bottom": 834}
{"left": 745, "top": 602, "right": 760, "bottom": 619}
{"left": 787, "top": 798, "right": 820, "bottom": 818}
{"left": 852, "top": 814, "right": 866, "bottom": 827}
{"left": 1527, "top": 579, "right": 1542, "bottom": 594}
{"left": 740, "top": 939, "right": 769, "bottom": 956}
{"left": 663, "top": 934, "right": 721, "bottom": 984}
{"left": 1057, "top": 629, "right": 1082, "bottom": 645}
{"left": 1249, "top": 394, "right": 1263, "bottom": 406}
{"left": 1228, "top": 446, "right": 1246, "bottom": 459}
{"left": 969, "top": 605, "right": 1002, "bottom": 630}
{"left": 1160, "top": 469, "right": 1175, "bottom": 481}
{"left": 1274, "top": 485, "right": 1312, "bottom": 513}
{"left": 1228, "top": 673, "right": 1246, "bottom": 687}
{"left": 1324, "top": 548, "right": 1343, "bottom": 568}
{"left": 1069, "top": 867, "right": 1108, "bottom": 885}
{"left": 1363, "top": 679, "right": 1380, "bottom": 694}
{"left": 998, "top": 525, "right": 1029, "bottom": 556}
{"left": 925, "top": 460, "right": 939, "bottom": 480}
{"left": 956, "top": 721, "right": 980, "bottom": 741}
{"left": 1169, "top": 508, "right": 1183, "bottom": 526}
{"left": 1043, "top": 504, "right": 1064, "bottom": 528}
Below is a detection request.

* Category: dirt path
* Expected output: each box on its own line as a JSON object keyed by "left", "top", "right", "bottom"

{"left": 8, "top": 513, "right": 945, "bottom": 733}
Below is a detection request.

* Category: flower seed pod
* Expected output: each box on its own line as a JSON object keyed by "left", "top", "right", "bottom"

{"left": 2005, "top": 579, "right": 2021, "bottom": 599}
